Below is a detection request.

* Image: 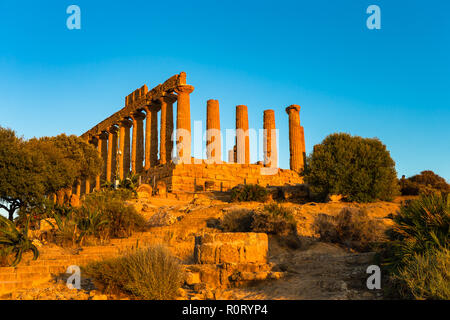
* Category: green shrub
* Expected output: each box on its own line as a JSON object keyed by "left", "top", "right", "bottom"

{"left": 230, "top": 184, "right": 268, "bottom": 202}
{"left": 400, "top": 171, "right": 450, "bottom": 196}
{"left": 304, "top": 133, "right": 399, "bottom": 202}
{"left": 221, "top": 209, "right": 255, "bottom": 232}
{"left": 313, "top": 207, "right": 384, "bottom": 252}
{"left": 394, "top": 247, "right": 449, "bottom": 300}
{"left": 386, "top": 193, "right": 449, "bottom": 269}
{"left": 48, "top": 208, "right": 79, "bottom": 246}
{"left": 251, "top": 204, "right": 297, "bottom": 236}
{"left": 82, "top": 190, "right": 146, "bottom": 239}
{"left": 76, "top": 208, "right": 110, "bottom": 245}
{"left": 44, "top": 190, "right": 146, "bottom": 246}
{"left": 83, "top": 245, "right": 184, "bottom": 300}
{"left": 0, "top": 215, "right": 39, "bottom": 266}
{"left": 221, "top": 204, "right": 297, "bottom": 238}
{"left": 381, "top": 194, "right": 449, "bottom": 300}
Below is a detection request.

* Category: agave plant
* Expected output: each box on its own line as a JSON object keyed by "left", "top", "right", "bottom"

{"left": 45, "top": 208, "right": 79, "bottom": 247}
{"left": 0, "top": 215, "right": 39, "bottom": 266}
{"left": 120, "top": 173, "right": 140, "bottom": 191}
{"left": 77, "top": 209, "right": 109, "bottom": 245}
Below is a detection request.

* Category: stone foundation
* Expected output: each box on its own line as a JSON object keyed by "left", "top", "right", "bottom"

{"left": 140, "top": 161, "right": 303, "bottom": 194}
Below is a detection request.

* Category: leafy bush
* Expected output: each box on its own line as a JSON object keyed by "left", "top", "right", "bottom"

{"left": 221, "top": 204, "right": 297, "bottom": 238}
{"left": 0, "top": 215, "right": 39, "bottom": 266}
{"left": 230, "top": 184, "right": 268, "bottom": 202}
{"left": 400, "top": 171, "right": 450, "bottom": 196}
{"left": 251, "top": 203, "right": 297, "bottom": 236}
{"left": 304, "top": 133, "right": 399, "bottom": 202}
{"left": 221, "top": 210, "right": 255, "bottom": 232}
{"left": 313, "top": 207, "right": 384, "bottom": 252}
{"left": 83, "top": 245, "right": 184, "bottom": 300}
{"left": 76, "top": 208, "right": 110, "bottom": 245}
{"left": 82, "top": 191, "right": 146, "bottom": 238}
{"left": 119, "top": 173, "right": 140, "bottom": 192}
{"left": 394, "top": 247, "right": 449, "bottom": 300}
{"left": 43, "top": 190, "right": 145, "bottom": 246}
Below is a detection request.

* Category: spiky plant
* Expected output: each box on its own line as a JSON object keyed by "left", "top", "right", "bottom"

{"left": 387, "top": 193, "right": 449, "bottom": 269}
{"left": 45, "top": 208, "right": 78, "bottom": 247}
{"left": 77, "top": 209, "right": 110, "bottom": 245}
{"left": 0, "top": 215, "right": 39, "bottom": 266}
{"left": 120, "top": 173, "right": 140, "bottom": 191}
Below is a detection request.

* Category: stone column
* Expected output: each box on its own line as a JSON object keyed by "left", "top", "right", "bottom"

{"left": 143, "top": 104, "right": 159, "bottom": 169}
{"left": 175, "top": 84, "right": 194, "bottom": 163}
{"left": 118, "top": 119, "right": 132, "bottom": 180}
{"left": 95, "top": 134, "right": 108, "bottom": 190}
{"left": 286, "top": 105, "right": 305, "bottom": 172}
{"left": 159, "top": 94, "right": 177, "bottom": 165}
{"left": 131, "top": 111, "right": 146, "bottom": 173}
{"left": 206, "top": 99, "right": 221, "bottom": 163}
{"left": 236, "top": 105, "right": 250, "bottom": 164}
{"left": 106, "top": 126, "right": 118, "bottom": 182}
{"left": 76, "top": 179, "right": 81, "bottom": 197}
{"left": 85, "top": 179, "right": 91, "bottom": 195}
{"left": 263, "top": 109, "right": 277, "bottom": 168}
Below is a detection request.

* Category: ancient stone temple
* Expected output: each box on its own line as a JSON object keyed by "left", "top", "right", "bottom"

{"left": 79, "top": 72, "right": 305, "bottom": 195}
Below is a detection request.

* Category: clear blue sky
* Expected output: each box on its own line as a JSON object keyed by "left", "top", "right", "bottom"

{"left": 0, "top": 0, "right": 449, "bottom": 180}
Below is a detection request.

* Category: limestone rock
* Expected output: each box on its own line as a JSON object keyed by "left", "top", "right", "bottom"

{"left": 327, "top": 194, "right": 344, "bottom": 202}
{"left": 136, "top": 184, "right": 153, "bottom": 198}
{"left": 194, "top": 232, "right": 268, "bottom": 264}
{"left": 185, "top": 272, "right": 201, "bottom": 285}
{"left": 69, "top": 194, "right": 80, "bottom": 207}
{"left": 148, "top": 209, "right": 177, "bottom": 227}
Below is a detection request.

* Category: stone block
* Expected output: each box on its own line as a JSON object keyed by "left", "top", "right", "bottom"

{"left": 194, "top": 233, "right": 268, "bottom": 264}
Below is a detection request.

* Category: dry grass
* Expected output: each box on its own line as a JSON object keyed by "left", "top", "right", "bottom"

{"left": 313, "top": 207, "right": 384, "bottom": 252}
{"left": 83, "top": 245, "right": 184, "bottom": 300}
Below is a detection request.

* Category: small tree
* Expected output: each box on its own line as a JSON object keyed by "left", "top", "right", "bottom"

{"left": 26, "top": 137, "right": 78, "bottom": 195}
{"left": 0, "top": 129, "right": 102, "bottom": 220}
{"left": 0, "top": 127, "right": 45, "bottom": 220}
{"left": 40, "top": 134, "right": 102, "bottom": 186}
{"left": 304, "top": 133, "right": 399, "bottom": 202}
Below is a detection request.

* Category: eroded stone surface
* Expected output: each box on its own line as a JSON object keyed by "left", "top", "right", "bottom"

{"left": 194, "top": 233, "right": 268, "bottom": 264}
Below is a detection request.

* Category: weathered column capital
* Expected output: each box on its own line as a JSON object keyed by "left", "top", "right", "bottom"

{"left": 107, "top": 125, "right": 119, "bottom": 134}
{"left": 130, "top": 111, "right": 146, "bottom": 121}
{"left": 143, "top": 103, "right": 161, "bottom": 113}
{"left": 120, "top": 118, "right": 133, "bottom": 128}
{"left": 286, "top": 104, "right": 301, "bottom": 114}
{"left": 97, "top": 131, "right": 109, "bottom": 140}
{"left": 158, "top": 93, "right": 177, "bottom": 104}
{"left": 175, "top": 84, "right": 194, "bottom": 95}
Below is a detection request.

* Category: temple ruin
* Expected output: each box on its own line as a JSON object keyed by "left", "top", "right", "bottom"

{"left": 78, "top": 72, "right": 306, "bottom": 196}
